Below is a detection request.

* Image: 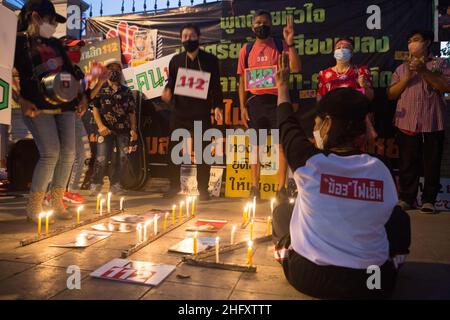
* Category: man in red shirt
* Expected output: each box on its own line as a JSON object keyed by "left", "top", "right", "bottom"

{"left": 237, "top": 10, "right": 301, "bottom": 200}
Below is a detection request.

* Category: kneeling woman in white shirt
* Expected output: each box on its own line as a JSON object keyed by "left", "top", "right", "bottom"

{"left": 273, "top": 55, "right": 410, "bottom": 299}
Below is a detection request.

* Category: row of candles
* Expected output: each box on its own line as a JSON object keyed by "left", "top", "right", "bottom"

{"left": 191, "top": 230, "right": 255, "bottom": 267}
{"left": 38, "top": 193, "right": 125, "bottom": 236}
{"left": 135, "top": 196, "right": 197, "bottom": 243}
{"left": 188, "top": 198, "right": 275, "bottom": 267}
{"left": 96, "top": 193, "right": 125, "bottom": 215}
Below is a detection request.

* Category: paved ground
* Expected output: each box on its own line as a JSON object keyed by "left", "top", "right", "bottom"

{"left": 0, "top": 186, "right": 449, "bottom": 300}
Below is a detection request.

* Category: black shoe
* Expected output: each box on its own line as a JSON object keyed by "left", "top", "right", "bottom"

{"left": 249, "top": 186, "right": 260, "bottom": 200}
{"left": 275, "top": 187, "right": 289, "bottom": 203}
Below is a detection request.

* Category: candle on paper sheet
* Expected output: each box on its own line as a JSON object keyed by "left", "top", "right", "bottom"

{"left": 215, "top": 237, "right": 220, "bottom": 263}
{"left": 37, "top": 212, "right": 45, "bottom": 236}
{"left": 153, "top": 214, "right": 158, "bottom": 235}
{"left": 172, "top": 204, "right": 176, "bottom": 224}
{"left": 45, "top": 211, "right": 53, "bottom": 235}
{"left": 119, "top": 197, "right": 125, "bottom": 211}
{"left": 179, "top": 201, "right": 184, "bottom": 221}
{"left": 231, "top": 225, "right": 236, "bottom": 245}
{"left": 266, "top": 216, "right": 272, "bottom": 236}
{"left": 193, "top": 231, "right": 198, "bottom": 256}
{"left": 107, "top": 192, "right": 112, "bottom": 213}
{"left": 191, "top": 196, "right": 196, "bottom": 216}
{"left": 77, "top": 206, "right": 83, "bottom": 224}
{"left": 249, "top": 219, "right": 254, "bottom": 241}
{"left": 143, "top": 220, "right": 151, "bottom": 241}
{"left": 99, "top": 199, "right": 105, "bottom": 216}
{"left": 186, "top": 197, "right": 191, "bottom": 217}
{"left": 247, "top": 241, "right": 253, "bottom": 267}
{"left": 164, "top": 212, "right": 168, "bottom": 230}
{"left": 136, "top": 223, "right": 143, "bottom": 243}
{"left": 96, "top": 193, "right": 102, "bottom": 213}
{"left": 243, "top": 203, "right": 248, "bottom": 224}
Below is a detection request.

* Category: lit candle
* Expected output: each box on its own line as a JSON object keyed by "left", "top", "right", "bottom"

{"left": 96, "top": 193, "right": 102, "bottom": 213}
{"left": 247, "top": 240, "right": 253, "bottom": 267}
{"left": 252, "top": 196, "right": 256, "bottom": 219}
{"left": 266, "top": 216, "right": 272, "bottom": 236}
{"left": 270, "top": 198, "right": 276, "bottom": 214}
{"left": 99, "top": 199, "right": 105, "bottom": 216}
{"left": 136, "top": 223, "right": 143, "bottom": 243}
{"left": 289, "top": 197, "right": 295, "bottom": 204}
{"left": 45, "top": 211, "right": 53, "bottom": 235}
{"left": 107, "top": 192, "right": 112, "bottom": 213}
{"left": 179, "top": 201, "right": 184, "bottom": 221}
{"left": 164, "top": 212, "right": 168, "bottom": 230}
{"left": 77, "top": 206, "right": 83, "bottom": 224}
{"left": 243, "top": 204, "right": 248, "bottom": 224}
{"left": 153, "top": 214, "right": 158, "bottom": 235}
{"left": 37, "top": 212, "right": 45, "bottom": 236}
{"left": 193, "top": 231, "right": 198, "bottom": 256}
{"left": 172, "top": 204, "right": 176, "bottom": 224}
{"left": 143, "top": 220, "right": 151, "bottom": 241}
{"left": 249, "top": 219, "right": 254, "bottom": 241}
{"left": 186, "top": 197, "right": 191, "bottom": 217}
{"left": 120, "top": 197, "right": 125, "bottom": 211}
{"left": 191, "top": 196, "right": 196, "bottom": 216}
{"left": 215, "top": 237, "right": 220, "bottom": 263}
{"left": 231, "top": 225, "right": 236, "bottom": 245}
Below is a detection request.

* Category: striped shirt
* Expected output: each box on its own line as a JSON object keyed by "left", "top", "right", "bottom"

{"left": 391, "top": 57, "right": 449, "bottom": 133}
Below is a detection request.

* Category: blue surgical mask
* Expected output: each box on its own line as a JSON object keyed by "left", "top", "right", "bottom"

{"left": 334, "top": 48, "right": 352, "bottom": 62}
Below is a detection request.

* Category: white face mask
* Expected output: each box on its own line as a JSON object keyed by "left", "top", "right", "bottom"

{"left": 39, "top": 22, "right": 56, "bottom": 39}
{"left": 313, "top": 119, "right": 327, "bottom": 150}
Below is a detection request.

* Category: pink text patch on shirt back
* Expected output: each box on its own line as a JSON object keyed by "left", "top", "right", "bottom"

{"left": 320, "top": 174, "right": 384, "bottom": 202}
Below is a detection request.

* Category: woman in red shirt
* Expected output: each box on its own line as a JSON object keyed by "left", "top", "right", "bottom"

{"left": 317, "top": 38, "right": 377, "bottom": 140}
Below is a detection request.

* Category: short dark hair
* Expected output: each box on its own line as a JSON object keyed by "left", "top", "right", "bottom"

{"left": 253, "top": 10, "right": 272, "bottom": 21}
{"left": 407, "top": 29, "right": 434, "bottom": 47}
{"left": 180, "top": 23, "right": 201, "bottom": 37}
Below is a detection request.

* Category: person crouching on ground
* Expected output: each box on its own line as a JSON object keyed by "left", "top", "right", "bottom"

{"left": 272, "top": 54, "right": 411, "bottom": 299}
{"left": 89, "top": 59, "right": 138, "bottom": 196}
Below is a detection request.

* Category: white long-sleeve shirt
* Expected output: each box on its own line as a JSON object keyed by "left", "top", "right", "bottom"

{"left": 278, "top": 103, "right": 398, "bottom": 269}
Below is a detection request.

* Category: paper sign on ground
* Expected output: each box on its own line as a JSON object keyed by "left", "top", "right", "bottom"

{"left": 50, "top": 230, "right": 112, "bottom": 248}
{"left": 185, "top": 219, "right": 227, "bottom": 233}
{"left": 90, "top": 258, "right": 176, "bottom": 286}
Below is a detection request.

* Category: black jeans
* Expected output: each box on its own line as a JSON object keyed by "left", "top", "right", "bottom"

{"left": 272, "top": 202, "right": 411, "bottom": 299}
{"left": 396, "top": 129, "right": 445, "bottom": 205}
{"left": 167, "top": 116, "right": 211, "bottom": 195}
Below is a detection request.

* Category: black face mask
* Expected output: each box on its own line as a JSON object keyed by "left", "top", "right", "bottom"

{"left": 254, "top": 25, "right": 271, "bottom": 39}
{"left": 182, "top": 39, "right": 200, "bottom": 53}
{"left": 109, "top": 70, "right": 121, "bottom": 83}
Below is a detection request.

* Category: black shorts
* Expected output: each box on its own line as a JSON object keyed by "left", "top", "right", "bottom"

{"left": 246, "top": 94, "right": 278, "bottom": 131}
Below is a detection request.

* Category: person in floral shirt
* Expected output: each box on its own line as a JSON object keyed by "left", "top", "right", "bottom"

{"left": 90, "top": 59, "right": 138, "bottom": 195}
{"left": 317, "top": 38, "right": 377, "bottom": 141}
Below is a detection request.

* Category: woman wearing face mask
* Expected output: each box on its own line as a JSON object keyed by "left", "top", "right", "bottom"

{"left": 272, "top": 54, "right": 410, "bottom": 299}
{"left": 317, "top": 38, "right": 377, "bottom": 143}
{"left": 89, "top": 59, "right": 138, "bottom": 196}
{"left": 13, "top": 0, "right": 86, "bottom": 223}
